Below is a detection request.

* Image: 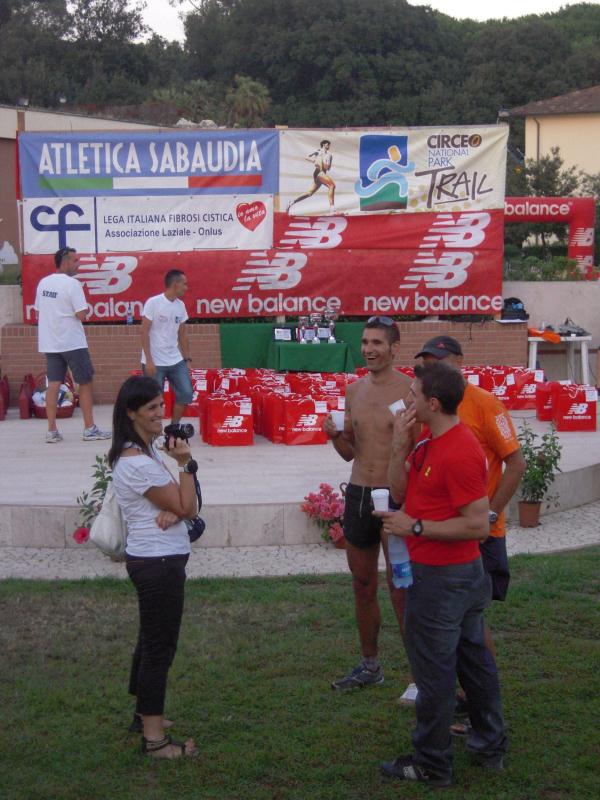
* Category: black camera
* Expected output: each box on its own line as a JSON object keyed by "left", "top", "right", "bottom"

{"left": 163, "top": 422, "right": 195, "bottom": 447}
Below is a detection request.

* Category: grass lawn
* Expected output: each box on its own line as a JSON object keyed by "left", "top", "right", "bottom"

{"left": 1, "top": 547, "right": 599, "bottom": 800}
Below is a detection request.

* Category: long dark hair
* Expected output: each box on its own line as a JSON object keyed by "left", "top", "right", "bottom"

{"left": 108, "top": 375, "right": 162, "bottom": 468}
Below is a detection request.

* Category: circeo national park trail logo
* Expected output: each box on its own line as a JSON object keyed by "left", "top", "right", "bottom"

{"left": 355, "top": 135, "right": 415, "bottom": 211}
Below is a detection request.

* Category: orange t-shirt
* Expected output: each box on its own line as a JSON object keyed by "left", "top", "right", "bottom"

{"left": 458, "top": 382, "right": 520, "bottom": 538}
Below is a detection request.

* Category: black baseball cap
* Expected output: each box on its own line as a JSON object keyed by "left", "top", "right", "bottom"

{"left": 415, "top": 335, "right": 463, "bottom": 359}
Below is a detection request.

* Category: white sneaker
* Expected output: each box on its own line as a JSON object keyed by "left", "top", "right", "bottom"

{"left": 83, "top": 424, "right": 111, "bottom": 441}
{"left": 45, "top": 429, "right": 63, "bottom": 444}
{"left": 398, "top": 682, "right": 419, "bottom": 706}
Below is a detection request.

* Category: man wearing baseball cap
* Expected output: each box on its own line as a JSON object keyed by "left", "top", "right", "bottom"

{"left": 412, "top": 335, "right": 525, "bottom": 727}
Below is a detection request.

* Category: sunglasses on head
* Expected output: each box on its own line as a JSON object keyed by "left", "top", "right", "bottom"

{"left": 367, "top": 316, "right": 396, "bottom": 326}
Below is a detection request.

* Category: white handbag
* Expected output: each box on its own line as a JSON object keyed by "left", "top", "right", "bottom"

{"left": 89, "top": 482, "right": 127, "bottom": 558}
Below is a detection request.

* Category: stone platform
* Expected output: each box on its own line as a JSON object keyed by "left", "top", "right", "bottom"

{"left": 1, "top": 405, "right": 599, "bottom": 549}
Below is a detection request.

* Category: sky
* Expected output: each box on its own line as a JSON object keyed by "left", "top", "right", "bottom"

{"left": 141, "top": 1, "right": 596, "bottom": 43}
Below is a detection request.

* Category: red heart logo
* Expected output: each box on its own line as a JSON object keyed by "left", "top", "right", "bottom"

{"left": 236, "top": 201, "right": 266, "bottom": 231}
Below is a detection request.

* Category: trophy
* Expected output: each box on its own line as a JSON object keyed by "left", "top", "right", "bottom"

{"left": 298, "top": 315, "right": 309, "bottom": 344}
{"left": 325, "top": 310, "right": 338, "bottom": 343}
{"left": 310, "top": 312, "right": 322, "bottom": 344}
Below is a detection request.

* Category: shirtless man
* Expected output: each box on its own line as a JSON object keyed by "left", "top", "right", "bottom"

{"left": 324, "top": 316, "right": 413, "bottom": 690}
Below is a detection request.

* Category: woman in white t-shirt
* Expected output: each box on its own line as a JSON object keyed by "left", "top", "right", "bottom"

{"left": 108, "top": 375, "right": 199, "bottom": 759}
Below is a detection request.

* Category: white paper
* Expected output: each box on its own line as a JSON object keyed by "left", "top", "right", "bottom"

{"left": 388, "top": 399, "right": 406, "bottom": 414}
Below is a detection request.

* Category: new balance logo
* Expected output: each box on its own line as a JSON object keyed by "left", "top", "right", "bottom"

{"left": 400, "top": 212, "right": 490, "bottom": 290}
{"left": 297, "top": 414, "right": 318, "bottom": 427}
{"left": 222, "top": 415, "right": 244, "bottom": 428}
{"left": 566, "top": 403, "right": 589, "bottom": 415}
{"left": 279, "top": 217, "right": 347, "bottom": 249}
{"left": 233, "top": 251, "right": 307, "bottom": 291}
{"left": 77, "top": 255, "right": 137, "bottom": 295}
{"left": 570, "top": 227, "right": 594, "bottom": 246}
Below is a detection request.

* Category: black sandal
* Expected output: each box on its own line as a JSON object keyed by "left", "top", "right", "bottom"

{"left": 141, "top": 735, "right": 199, "bottom": 759}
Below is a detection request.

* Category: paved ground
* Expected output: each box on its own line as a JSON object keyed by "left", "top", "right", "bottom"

{"left": 2, "top": 405, "right": 600, "bottom": 506}
{"left": 2, "top": 500, "right": 599, "bottom": 580}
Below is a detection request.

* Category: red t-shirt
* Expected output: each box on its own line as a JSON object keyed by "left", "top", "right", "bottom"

{"left": 404, "top": 422, "right": 488, "bottom": 566}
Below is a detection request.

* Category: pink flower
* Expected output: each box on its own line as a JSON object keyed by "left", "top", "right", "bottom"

{"left": 302, "top": 484, "right": 345, "bottom": 542}
{"left": 73, "top": 526, "right": 90, "bottom": 544}
{"left": 328, "top": 522, "right": 345, "bottom": 542}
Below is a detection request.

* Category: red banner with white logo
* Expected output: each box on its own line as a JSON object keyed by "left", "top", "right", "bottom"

{"left": 22, "top": 209, "right": 504, "bottom": 320}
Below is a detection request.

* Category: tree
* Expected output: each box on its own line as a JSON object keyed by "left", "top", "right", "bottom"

{"left": 226, "top": 74, "right": 270, "bottom": 127}
{"left": 68, "top": 0, "right": 147, "bottom": 43}
{"left": 506, "top": 147, "right": 581, "bottom": 257}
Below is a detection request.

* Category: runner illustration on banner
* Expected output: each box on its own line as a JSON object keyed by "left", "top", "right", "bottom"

{"left": 287, "top": 140, "right": 336, "bottom": 215}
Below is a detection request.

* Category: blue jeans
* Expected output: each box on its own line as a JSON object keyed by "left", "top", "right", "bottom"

{"left": 145, "top": 360, "right": 193, "bottom": 407}
{"left": 405, "top": 559, "right": 508, "bottom": 780}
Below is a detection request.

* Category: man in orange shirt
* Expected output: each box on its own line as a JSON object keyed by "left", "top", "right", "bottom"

{"left": 415, "top": 336, "right": 525, "bottom": 662}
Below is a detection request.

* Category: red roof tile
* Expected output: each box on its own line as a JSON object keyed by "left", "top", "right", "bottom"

{"left": 510, "top": 85, "right": 600, "bottom": 117}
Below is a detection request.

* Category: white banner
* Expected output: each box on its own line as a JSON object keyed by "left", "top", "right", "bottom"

{"left": 97, "top": 195, "right": 273, "bottom": 252}
{"left": 22, "top": 197, "right": 96, "bottom": 254}
{"left": 22, "top": 195, "right": 273, "bottom": 254}
{"left": 280, "top": 126, "right": 508, "bottom": 217}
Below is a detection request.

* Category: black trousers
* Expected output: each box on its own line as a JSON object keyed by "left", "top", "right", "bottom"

{"left": 126, "top": 553, "right": 189, "bottom": 716}
{"left": 406, "top": 559, "right": 508, "bottom": 779}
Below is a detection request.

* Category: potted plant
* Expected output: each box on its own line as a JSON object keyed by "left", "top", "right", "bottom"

{"left": 301, "top": 483, "right": 346, "bottom": 547}
{"left": 517, "top": 419, "right": 562, "bottom": 527}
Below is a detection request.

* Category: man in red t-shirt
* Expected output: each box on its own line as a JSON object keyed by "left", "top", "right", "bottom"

{"left": 414, "top": 336, "right": 525, "bottom": 659}
{"left": 375, "top": 361, "right": 508, "bottom": 788}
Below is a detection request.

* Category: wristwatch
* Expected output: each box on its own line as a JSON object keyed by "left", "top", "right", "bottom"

{"left": 411, "top": 519, "right": 423, "bottom": 536}
{"left": 185, "top": 357, "right": 192, "bottom": 363}
{"left": 488, "top": 510, "right": 499, "bottom": 524}
{"left": 179, "top": 458, "right": 198, "bottom": 475}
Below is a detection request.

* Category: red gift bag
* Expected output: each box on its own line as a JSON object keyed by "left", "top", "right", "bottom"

{"left": 283, "top": 397, "right": 329, "bottom": 445}
{"left": 180, "top": 371, "right": 210, "bottom": 419}
{"left": 262, "top": 390, "right": 288, "bottom": 443}
{"left": 535, "top": 380, "right": 570, "bottom": 421}
{"left": 552, "top": 384, "right": 597, "bottom": 432}
{"left": 486, "top": 367, "right": 518, "bottom": 409}
{"left": 0, "top": 374, "right": 8, "bottom": 420}
{"left": 512, "top": 368, "right": 545, "bottom": 411}
{"left": 461, "top": 367, "right": 486, "bottom": 389}
{"left": 19, "top": 373, "right": 36, "bottom": 419}
{"left": 162, "top": 380, "right": 174, "bottom": 419}
{"left": 205, "top": 396, "right": 254, "bottom": 445}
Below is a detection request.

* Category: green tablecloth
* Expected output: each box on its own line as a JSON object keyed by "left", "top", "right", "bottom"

{"left": 266, "top": 341, "right": 356, "bottom": 372}
{"left": 219, "top": 322, "right": 366, "bottom": 369}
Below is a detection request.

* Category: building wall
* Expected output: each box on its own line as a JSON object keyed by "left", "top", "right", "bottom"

{"left": 0, "top": 320, "right": 527, "bottom": 406}
{"left": 1, "top": 324, "right": 221, "bottom": 404}
{"left": 524, "top": 113, "right": 600, "bottom": 174}
{"left": 0, "top": 139, "right": 19, "bottom": 271}
{"left": 0, "top": 105, "right": 161, "bottom": 272}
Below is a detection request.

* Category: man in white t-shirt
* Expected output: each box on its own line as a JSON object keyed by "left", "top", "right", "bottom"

{"left": 34, "top": 247, "right": 111, "bottom": 443}
{"left": 141, "top": 270, "right": 193, "bottom": 423}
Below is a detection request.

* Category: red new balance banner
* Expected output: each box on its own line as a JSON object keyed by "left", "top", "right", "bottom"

{"left": 22, "top": 209, "right": 504, "bottom": 320}
{"left": 19, "top": 125, "right": 507, "bottom": 319}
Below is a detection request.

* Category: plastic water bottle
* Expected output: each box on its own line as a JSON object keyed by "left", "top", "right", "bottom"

{"left": 126, "top": 305, "right": 134, "bottom": 325}
{"left": 388, "top": 535, "right": 413, "bottom": 588}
